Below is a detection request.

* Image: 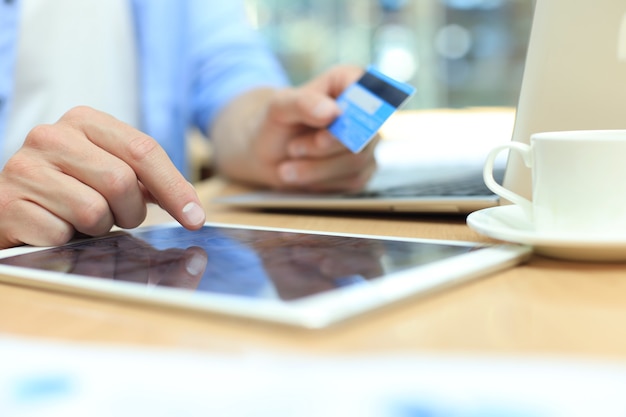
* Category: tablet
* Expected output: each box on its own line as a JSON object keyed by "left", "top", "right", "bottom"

{"left": 0, "top": 223, "right": 531, "bottom": 329}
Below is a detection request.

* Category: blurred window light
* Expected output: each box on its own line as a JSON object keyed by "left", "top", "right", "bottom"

{"left": 373, "top": 24, "right": 418, "bottom": 82}
{"left": 246, "top": 0, "right": 533, "bottom": 109}
{"left": 435, "top": 24, "right": 472, "bottom": 60}
{"left": 376, "top": 46, "right": 418, "bottom": 82}
{"left": 443, "top": 0, "right": 505, "bottom": 10}
{"left": 378, "top": 0, "right": 410, "bottom": 11}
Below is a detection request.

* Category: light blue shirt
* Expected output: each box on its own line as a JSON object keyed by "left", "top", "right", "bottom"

{"left": 0, "top": 0, "right": 289, "bottom": 178}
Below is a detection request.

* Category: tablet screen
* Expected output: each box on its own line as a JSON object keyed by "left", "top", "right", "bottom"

{"left": 0, "top": 225, "right": 478, "bottom": 302}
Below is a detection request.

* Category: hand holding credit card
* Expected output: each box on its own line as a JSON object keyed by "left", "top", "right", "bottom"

{"left": 328, "top": 66, "right": 416, "bottom": 153}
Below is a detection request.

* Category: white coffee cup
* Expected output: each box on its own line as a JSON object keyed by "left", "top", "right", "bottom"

{"left": 483, "top": 130, "right": 626, "bottom": 236}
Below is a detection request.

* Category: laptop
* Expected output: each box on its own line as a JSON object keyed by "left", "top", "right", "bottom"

{"left": 215, "top": 0, "right": 626, "bottom": 214}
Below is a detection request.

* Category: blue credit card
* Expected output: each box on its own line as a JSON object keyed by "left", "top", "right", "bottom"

{"left": 328, "top": 66, "right": 416, "bottom": 153}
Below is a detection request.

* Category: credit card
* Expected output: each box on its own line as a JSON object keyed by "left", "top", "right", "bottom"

{"left": 328, "top": 66, "right": 416, "bottom": 153}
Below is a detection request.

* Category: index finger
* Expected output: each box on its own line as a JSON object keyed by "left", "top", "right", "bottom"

{"left": 304, "top": 64, "right": 364, "bottom": 98}
{"left": 61, "top": 107, "right": 206, "bottom": 230}
{"left": 269, "top": 65, "right": 365, "bottom": 127}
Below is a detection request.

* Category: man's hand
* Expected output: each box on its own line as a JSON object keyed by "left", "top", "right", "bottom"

{"left": 0, "top": 106, "right": 206, "bottom": 249}
{"left": 211, "top": 65, "right": 378, "bottom": 192}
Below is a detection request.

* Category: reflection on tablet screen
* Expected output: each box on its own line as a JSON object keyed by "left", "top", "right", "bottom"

{"left": 0, "top": 226, "right": 477, "bottom": 302}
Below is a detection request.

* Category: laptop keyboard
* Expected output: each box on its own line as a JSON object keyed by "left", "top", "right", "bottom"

{"left": 353, "top": 168, "right": 503, "bottom": 198}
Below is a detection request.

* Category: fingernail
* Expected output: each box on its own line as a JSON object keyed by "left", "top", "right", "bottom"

{"left": 279, "top": 163, "right": 299, "bottom": 183}
{"left": 182, "top": 202, "right": 205, "bottom": 226}
{"left": 313, "top": 98, "right": 337, "bottom": 119}
{"left": 186, "top": 252, "right": 207, "bottom": 276}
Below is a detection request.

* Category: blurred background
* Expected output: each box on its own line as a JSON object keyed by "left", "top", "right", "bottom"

{"left": 244, "top": 0, "right": 534, "bottom": 110}
{"left": 192, "top": 0, "right": 535, "bottom": 180}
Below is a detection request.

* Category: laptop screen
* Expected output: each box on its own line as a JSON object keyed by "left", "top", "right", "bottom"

{"left": 504, "top": 0, "right": 626, "bottom": 200}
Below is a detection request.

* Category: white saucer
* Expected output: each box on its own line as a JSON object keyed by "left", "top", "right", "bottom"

{"left": 467, "top": 205, "right": 626, "bottom": 262}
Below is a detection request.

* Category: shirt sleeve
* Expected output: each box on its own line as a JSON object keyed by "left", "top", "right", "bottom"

{"left": 187, "top": 1, "right": 290, "bottom": 135}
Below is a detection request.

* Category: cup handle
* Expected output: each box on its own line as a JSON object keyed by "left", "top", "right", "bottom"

{"left": 483, "top": 142, "right": 533, "bottom": 217}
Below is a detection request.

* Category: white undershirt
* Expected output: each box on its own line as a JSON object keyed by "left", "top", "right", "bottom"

{"left": 3, "top": 0, "right": 139, "bottom": 168}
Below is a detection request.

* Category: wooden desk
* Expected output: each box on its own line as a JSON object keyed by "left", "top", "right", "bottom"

{"left": 2, "top": 177, "right": 626, "bottom": 362}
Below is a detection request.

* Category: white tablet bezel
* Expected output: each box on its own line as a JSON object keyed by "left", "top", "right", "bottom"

{"left": 0, "top": 222, "right": 531, "bottom": 329}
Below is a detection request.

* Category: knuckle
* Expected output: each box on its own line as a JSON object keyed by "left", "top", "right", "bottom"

{"left": 45, "top": 226, "right": 76, "bottom": 247}
{"left": 0, "top": 182, "right": 24, "bottom": 219}
{"left": 0, "top": 202, "right": 22, "bottom": 247}
{"left": 2, "top": 154, "right": 38, "bottom": 180}
{"left": 0, "top": 199, "right": 75, "bottom": 248}
{"left": 294, "top": 92, "right": 312, "bottom": 115}
{"left": 126, "top": 134, "right": 160, "bottom": 163}
{"left": 74, "top": 196, "right": 112, "bottom": 235}
{"left": 100, "top": 165, "right": 136, "bottom": 198}
{"left": 61, "top": 105, "right": 96, "bottom": 122}
{"left": 23, "top": 124, "right": 58, "bottom": 150}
